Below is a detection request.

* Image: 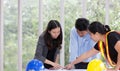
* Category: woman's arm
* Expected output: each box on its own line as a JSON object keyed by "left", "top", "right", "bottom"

{"left": 114, "top": 41, "right": 120, "bottom": 70}
{"left": 35, "top": 35, "right": 62, "bottom": 69}
{"left": 44, "top": 54, "right": 62, "bottom": 69}
{"left": 34, "top": 36, "right": 46, "bottom": 62}
{"left": 44, "top": 59, "right": 56, "bottom": 66}
{"left": 71, "top": 48, "right": 99, "bottom": 65}
{"left": 65, "top": 48, "right": 99, "bottom": 69}
{"left": 55, "top": 54, "right": 60, "bottom": 63}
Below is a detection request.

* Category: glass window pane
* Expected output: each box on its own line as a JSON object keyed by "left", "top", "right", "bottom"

{"left": 22, "top": 0, "right": 39, "bottom": 70}
{"left": 87, "top": 0, "right": 105, "bottom": 23}
{"left": 4, "top": 0, "right": 18, "bottom": 71}
{"left": 109, "top": 0, "right": 120, "bottom": 30}
{"left": 43, "top": 0, "right": 60, "bottom": 29}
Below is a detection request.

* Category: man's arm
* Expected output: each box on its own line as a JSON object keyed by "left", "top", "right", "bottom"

{"left": 69, "top": 28, "right": 79, "bottom": 62}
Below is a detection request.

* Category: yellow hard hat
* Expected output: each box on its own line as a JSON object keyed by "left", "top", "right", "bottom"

{"left": 87, "top": 59, "right": 106, "bottom": 71}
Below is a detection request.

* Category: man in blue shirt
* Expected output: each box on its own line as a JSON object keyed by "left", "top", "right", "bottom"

{"left": 69, "top": 18, "right": 99, "bottom": 69}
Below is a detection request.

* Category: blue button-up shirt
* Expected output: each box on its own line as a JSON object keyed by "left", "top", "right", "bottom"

{"left": 69, "top": 27, "right": 99, "bottom": 62}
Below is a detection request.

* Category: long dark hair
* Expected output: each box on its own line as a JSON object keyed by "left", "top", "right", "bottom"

{"left": 88, "top": 21, "right": 111, "bottom": 34}
{"left": 44, "top": 20, "right": 63, "bottom": 50}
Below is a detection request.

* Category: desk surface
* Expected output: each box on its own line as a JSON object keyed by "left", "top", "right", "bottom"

{"left": 43, "top": 69, "right": 86, "bottom": 71}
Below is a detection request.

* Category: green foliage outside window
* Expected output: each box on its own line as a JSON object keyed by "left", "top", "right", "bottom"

{"left": 3, "top": 0, "right": 120, "bottom": 71}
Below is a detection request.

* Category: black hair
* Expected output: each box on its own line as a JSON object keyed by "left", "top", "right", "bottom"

{"left": 44, "top": 20, "right": 63, "bottom": 50}
{"left": 75, "top": 18, "right": 89, "bottom": 31}
{"left": 88, "top": 21, "right": 111, "bottom": 34}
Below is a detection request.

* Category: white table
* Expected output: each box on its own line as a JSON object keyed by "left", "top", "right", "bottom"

{"left": 42, "top": 69, "right": 86, "bottom": 71}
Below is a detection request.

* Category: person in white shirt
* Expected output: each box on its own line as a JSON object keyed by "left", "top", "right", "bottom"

{"left": 69, "top": 18, "right": 99, "bottom": 69}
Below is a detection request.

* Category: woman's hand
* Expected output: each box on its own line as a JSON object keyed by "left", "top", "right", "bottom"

{"left": 52, "top": 63, "right": 63, "bottom": 70}
{"left": 64, "top": 63, "right": 74, "bottom": 70}
{"left": 106, "top": 68, "right": 119, "bottom": 71}
{"left": 45, "top": 59, "right": 63, "bottom": 70}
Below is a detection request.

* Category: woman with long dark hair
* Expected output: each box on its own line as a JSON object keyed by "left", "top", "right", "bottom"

{"left": 65, "top": 21, "right": 120, "bottom": 71}
{"left": 34, "top": 20, "right": 63, "bottom": 69}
